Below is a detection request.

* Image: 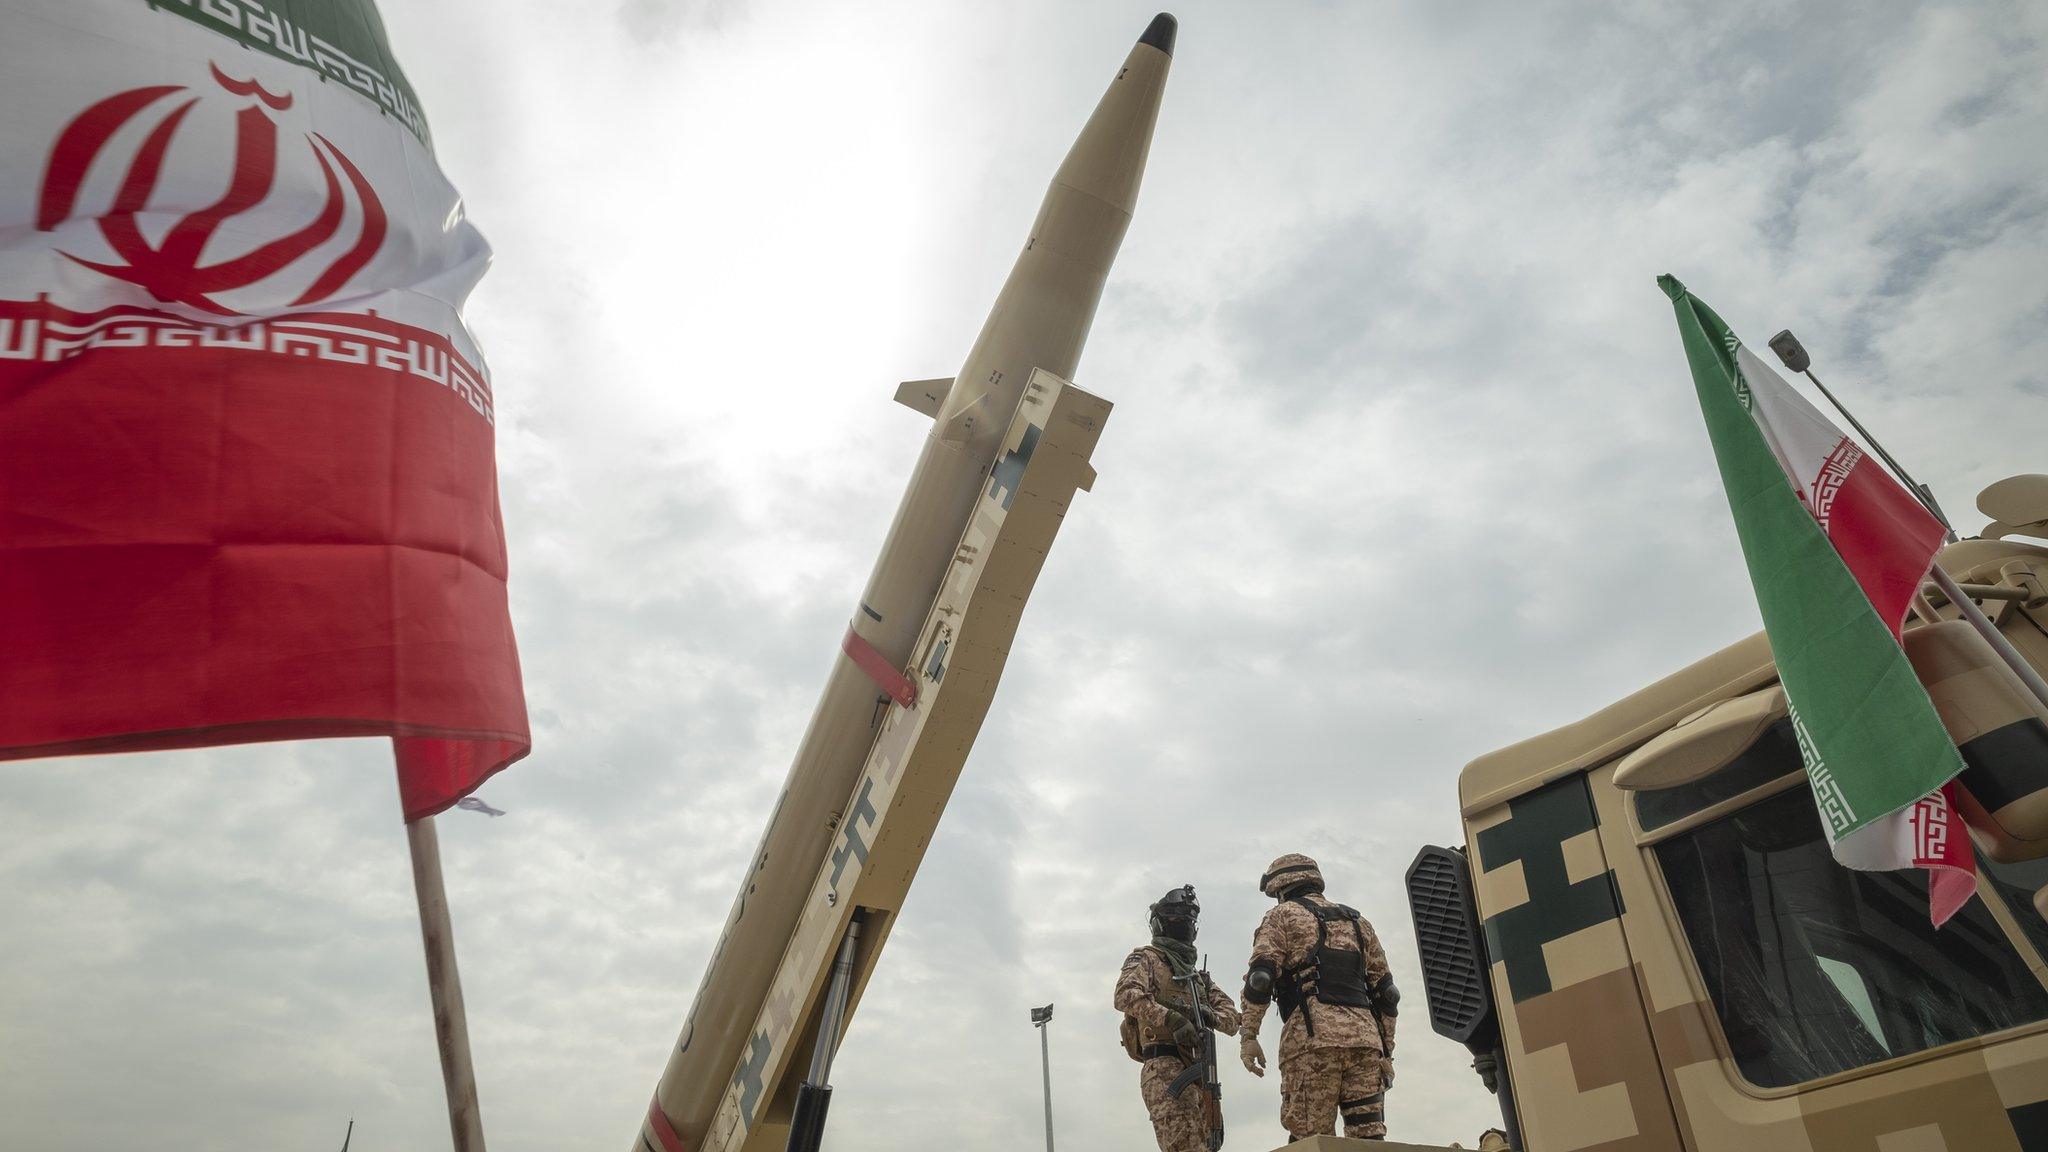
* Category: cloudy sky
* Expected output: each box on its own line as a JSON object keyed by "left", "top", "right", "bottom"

{"left": 4, "top": 0, "right": 2047, "bottom": 1149}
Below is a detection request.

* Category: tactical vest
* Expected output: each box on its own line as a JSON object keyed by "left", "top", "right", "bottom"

{"left": 1120, "top": 947, "right": 1205, "bottom": 1063}
{"left": 1276, "top": 896, "right": 1374, "bottom": 1036}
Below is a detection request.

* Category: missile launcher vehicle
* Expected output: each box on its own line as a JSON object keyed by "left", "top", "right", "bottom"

{"left": 628, "top": 9, "right": 2048, "bottom": 1150}
{"left": 1402, "top": 475, "right": 2048, "bottom": 1152}
{"left": 636, "top": 15, "right": 1173, "bottom": 1152}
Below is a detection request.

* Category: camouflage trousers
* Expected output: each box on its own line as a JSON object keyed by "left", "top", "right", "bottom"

{"left": 1279, "top": 1046, "right": 1387, "bottom": 1140}
{"left": 1139, "top": 1055, "right": 1214, "bottom": 1152}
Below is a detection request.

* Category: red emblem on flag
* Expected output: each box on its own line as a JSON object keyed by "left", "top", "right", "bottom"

{"left": 35, "top": 64, "right": 387, "bottom": 316}
{"left": 4, "top": 61, "right": 526, "bottom": 822}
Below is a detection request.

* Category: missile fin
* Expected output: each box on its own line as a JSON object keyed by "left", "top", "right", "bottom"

{"left": 892, "top": 377, "right": 953, "bottom": 418}
{"left": 1076, "top": 463, "right": 1097, "bottom": 493}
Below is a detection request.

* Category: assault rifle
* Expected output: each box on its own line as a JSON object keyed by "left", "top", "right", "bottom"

{"left": 1165, "top": 957, "right": 1225, "bottom": 1151}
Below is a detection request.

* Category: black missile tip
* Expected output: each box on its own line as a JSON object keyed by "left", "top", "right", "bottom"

{"left": 1139, "top": 12, "right": 1176, "bottom": 56}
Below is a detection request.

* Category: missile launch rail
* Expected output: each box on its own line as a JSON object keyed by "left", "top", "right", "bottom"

{"left": 637, "top": 15, "right": 1173, "bottom": 1152}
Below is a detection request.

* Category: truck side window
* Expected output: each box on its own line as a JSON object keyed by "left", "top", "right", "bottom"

{"left": 1655, "top": 787, "right": 2048, "bottom": 1088}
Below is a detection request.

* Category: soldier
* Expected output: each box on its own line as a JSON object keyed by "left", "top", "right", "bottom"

{"left": 1114, "top": 885, "right": 1241, "bottom": 1152}
{"left": 1237, "top": 853, "right": 1398, "bottom": 1141}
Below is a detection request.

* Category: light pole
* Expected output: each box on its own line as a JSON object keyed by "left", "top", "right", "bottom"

{"left": 1030, "top": 1004, "right": 1055, "bottom": 1152}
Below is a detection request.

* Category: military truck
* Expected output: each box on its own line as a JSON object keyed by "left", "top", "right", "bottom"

{"left": 1397, "top": 475, "right": 2048, "bottom": 1152}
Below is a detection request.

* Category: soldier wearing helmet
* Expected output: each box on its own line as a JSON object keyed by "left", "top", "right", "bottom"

{"left": 1238, "top": 853, "right": 1398, "bottom": 1141}
{"left": 1113, "top": 885, "right": 1241, "bottom": 1152}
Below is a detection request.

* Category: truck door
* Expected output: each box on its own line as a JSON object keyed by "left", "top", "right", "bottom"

{"left": 1594, "top": 712, "right": 2048, "bottom": 1152}
{"left": 1468, "top": 773, "right": 1687, "bottom": 1151}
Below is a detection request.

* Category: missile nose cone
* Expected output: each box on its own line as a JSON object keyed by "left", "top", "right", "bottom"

{"left": 1050, "top": 14, "right": 1173, "bottom": 217}
{"left": 1139, "top": 12, "right": 1177, "bottom": 57}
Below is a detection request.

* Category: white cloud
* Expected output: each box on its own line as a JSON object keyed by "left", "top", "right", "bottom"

{"left": 3, "top": 1, "right": 2045, "bottom": 1150}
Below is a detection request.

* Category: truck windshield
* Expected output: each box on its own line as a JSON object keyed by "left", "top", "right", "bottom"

{"left": 1655, "top": 787, "right": 2048, "bottom": 1088}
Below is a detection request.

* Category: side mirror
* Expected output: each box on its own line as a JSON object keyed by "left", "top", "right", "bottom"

{"left": 1612, "top": 686, "right": 1786, "bottom": 791}
{"left": 1979, "top": 474, "right": 2048, "bottom": 541}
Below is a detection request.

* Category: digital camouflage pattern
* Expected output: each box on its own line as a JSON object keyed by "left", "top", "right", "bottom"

{"left": 1116, "top": 945, "right": 1241, "bottom": 1049}
{"left": 1280, "top": 1045, "right": 1388, "bottom": 1140}
{"left": 1453, "top": 534, "right": 2048, "bottom": 1152}
{"left": 1260, "top": 852, "right": 1325, "bottom": 900}
{"left": 1138, "top": 1054, "right": 1209, "bottom": 1152}
{"left": 1116, "top": 945, "right": 1239, "bottom": 1151}
{"left": 1240, "top": 893, "right": 1393, "bottom": 1061}
{"left": 1241, "top": 857, "right": 1396, "bottom": 1143}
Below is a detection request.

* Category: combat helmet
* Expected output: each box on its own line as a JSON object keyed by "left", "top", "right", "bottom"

{"left": 1149, "top": 884, "right": 1200, "bottom": 942}
{"left": 1260, "top": 853, "right": 1324, "bottom": 899}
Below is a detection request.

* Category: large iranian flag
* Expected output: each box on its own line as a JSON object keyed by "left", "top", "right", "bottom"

{"left": 1661, "top": 276, "right": 1975, "bottom": 926}
{"left": 0, "top": 0, "right": 527, "bottom": 820}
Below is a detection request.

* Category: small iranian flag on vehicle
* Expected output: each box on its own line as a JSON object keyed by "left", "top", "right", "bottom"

{"left": 1660, "top": 276, "right": 1975, "bottom": 927}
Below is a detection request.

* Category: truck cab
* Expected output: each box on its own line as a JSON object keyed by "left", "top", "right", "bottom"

{"left": 1407, "top": 522, "right": 2048, "bottom": 1152}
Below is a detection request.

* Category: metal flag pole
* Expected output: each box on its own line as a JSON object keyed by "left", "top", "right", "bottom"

{"left": 1766, "top": 330, "right": 2048, "bottom": 711}
{"left": 1031, "top": 1004, "right": 1056, "bottom": 1152}
{"left": 1929, "top": 565, "right": 2048, "bottom": 711}
{"left": 1767, "top": 330, "right": 1957, "bottom": 541}
{"left": 407, "top": 816, "right": 488, "bottom": 1152}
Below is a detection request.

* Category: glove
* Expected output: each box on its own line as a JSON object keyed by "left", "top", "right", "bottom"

{"left": 1159, "top": 1010, "right": 1197, "bottom": 1048}
{"left": 1379, "top": 1054, "right": 1395, "bottom": 1088}
{"left": 1240, "top": 1034, "right": 1267, "bottom": 1078}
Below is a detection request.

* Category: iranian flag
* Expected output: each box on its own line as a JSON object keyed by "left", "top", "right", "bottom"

{"left": 0, "top": 0, "right": 527, "bottom": 820}
{"left": 1662, "top": 276, "right": 1973, "bottom": 925}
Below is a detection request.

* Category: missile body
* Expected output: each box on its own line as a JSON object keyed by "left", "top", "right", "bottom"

{"left": 644, "top": 16, "right": 1173, "bottom": 1149}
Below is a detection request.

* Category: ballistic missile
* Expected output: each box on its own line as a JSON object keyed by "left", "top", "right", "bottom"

{"left": 637, "top": 15, "right": 1175, "bottom": 1152}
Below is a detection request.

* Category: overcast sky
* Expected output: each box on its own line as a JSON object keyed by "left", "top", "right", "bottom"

{"left": 4, "top": 1, "right": 2046, "bottom": 1149}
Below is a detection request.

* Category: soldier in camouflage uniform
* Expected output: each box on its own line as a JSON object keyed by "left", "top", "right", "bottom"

{"left": 1114, "top": 885, "right": 1241, "bottom": 1152}
{"left": 1237, "top": 853, "right": 1398, "bottom": 1141}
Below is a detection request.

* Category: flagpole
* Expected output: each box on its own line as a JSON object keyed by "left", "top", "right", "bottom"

{"left": 407, "top": 816, "right": 488, "bottom": 1152}
{"left": 1763, "top": 330, "right": 2048, "bottom": 709}
{"left": 1767, "top": 330, "right": 1958, "bottom": 541}
{"left": 1929, "top": 565, "right": 2048, "bottom": 711}
{"left": 1911, "top": 591, "right": 1945, "bottom": 627}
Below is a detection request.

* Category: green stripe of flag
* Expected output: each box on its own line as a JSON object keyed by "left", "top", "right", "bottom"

{"left": 1659, "top": 275, "right": 1962, "bottom": 844}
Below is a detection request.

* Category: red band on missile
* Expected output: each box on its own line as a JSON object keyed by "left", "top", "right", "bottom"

{"left": 647, "top": 1100, "right": 688, "bottom": 1152}
{"left": 842, "top": 625, "right": 917, "bottom": 708}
